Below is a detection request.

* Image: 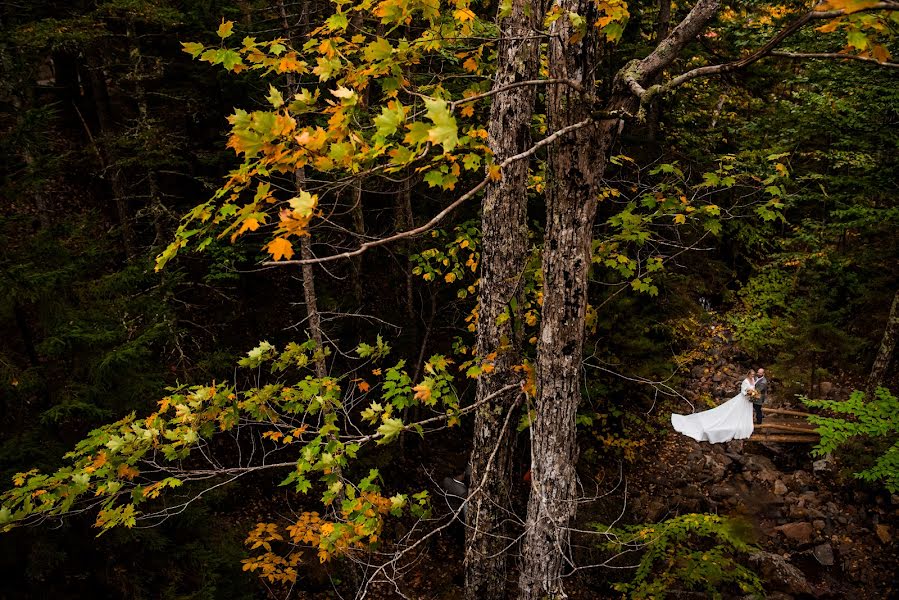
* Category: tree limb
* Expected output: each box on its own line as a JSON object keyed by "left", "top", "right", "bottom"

{"left": 770, "top": 50, "right": 899, "bottom": 69}
{"left": 634, "top": 1, "right": 899, "bottom": 117}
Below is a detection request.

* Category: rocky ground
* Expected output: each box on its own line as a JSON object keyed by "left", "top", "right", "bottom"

{"left": 620, "top": 354, "right": 898, "bottom": 599}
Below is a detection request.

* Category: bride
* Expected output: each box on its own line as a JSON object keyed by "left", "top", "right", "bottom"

{"left": 672, "top": 370, "right": 756, "bottom": 443}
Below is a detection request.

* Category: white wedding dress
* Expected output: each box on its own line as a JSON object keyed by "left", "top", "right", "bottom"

{"left": 671, "top": 378, "right": 755, "bottom": 443}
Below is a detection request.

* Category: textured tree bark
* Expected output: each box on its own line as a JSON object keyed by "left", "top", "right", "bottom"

{"left": 393, "top": 176, "right": 415, "bottom": 320}
{"left": 276, "top": 0, "right": 326, "bottom": 379}
{"left": 464, "top": 0, "right": 539, "bottom": 597}
{"left": 520, "top": 2, "right": 720, "bottom": 597}
{"left": 519, "top": 2, "right": 604, "bottom": 596}
{"left": 349, "top": 181, "right": 366, "bottom": 307}
{"left": 868, "top": 289, "right": 899, "bottom": 393}
{"left": 294, "top": 171, "right": 327, "bottom": 380}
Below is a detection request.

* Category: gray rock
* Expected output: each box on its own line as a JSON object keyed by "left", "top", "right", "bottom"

{"left": 790, "top": 470, "right": 813, "bottom": 489}
{"left": 748, "top": 552, "right": 814, "bottom": 596}
{"left": 774, "top": 480, "right": 788, "bottom": 496}
{"left": 762, "top": 593, "right": 796, "bottom": 600}
{"left": 812, "top": 542, "right": 835, "bottom": 566}
{"left": 812, "top": 458, "right": 831, "bottom": 473}
{"left": 819, "top": 381, "right": 833, "bottom": 396}
{"left": 712, "top": 372, "right": 723, "bottom": 382}
{"left": 709, "top": 483, "right": 739, "bottom": 500}
{"left": 744, "top": 454, "right": 777, "bottom": 473}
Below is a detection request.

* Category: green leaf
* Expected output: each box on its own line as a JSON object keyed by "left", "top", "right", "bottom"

{"left": 364, "top": 37, "right": 393, "bottom": 62}
{"left": 423, "top": 170, "right": 444, "bottom": 188}
{"left": 266, "top": 85, "right": 284, "bottom": 109}
{"left": 374, "top": 102, "right": 405, "bottom": 139}
{"left": 424, "top": 98, "right": 459, "bottom": 152}
{"left": 326, "top": 12, "right": 349, "bottom": 31}
{"left": 847, "top": 29, "right": 868, "bottom": 50}
{"left": 376, "top": 417, "right": 404, "bottom": 444}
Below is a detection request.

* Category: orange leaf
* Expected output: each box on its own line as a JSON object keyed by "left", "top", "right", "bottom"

{"left": 412, "top": 382, "right": 432, "bottom": 402}
{"left": 488, "top": 164, "right": 502, "bottom": 181}
{"left": 266, "top": 237, "right": 295, "bottom": 261}
{"left": 357, "top": 380, "right": 371, "bottom": 392}
{"left": 117, "top": 464, "right": 140, "bottom": 480}
{"left": 231, "top": 217, "right": 260, "bottom": 242}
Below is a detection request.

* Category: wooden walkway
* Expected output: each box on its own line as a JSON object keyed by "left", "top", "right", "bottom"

{"left": 749, "top": 407, "right": 820, "bottom": 443}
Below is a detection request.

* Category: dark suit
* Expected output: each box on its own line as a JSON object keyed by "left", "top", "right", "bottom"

{"left": 753, "top": 376, "right": 768, "bottom": 424}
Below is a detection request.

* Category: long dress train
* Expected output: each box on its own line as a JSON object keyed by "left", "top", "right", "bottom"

{"left": 671, "top": 378, "right": 755, "bottom": 443}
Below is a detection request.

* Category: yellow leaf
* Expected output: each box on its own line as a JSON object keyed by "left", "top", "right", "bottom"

{"left": 267, "top": 237, "right": 295, "bottom": 261}
{"left": 673, "top": 213, "right": 686, "bottom": 224}
{"left": 461, "top": 104, "right": 475, "bottom": 118}
{"left": 488, "top": 164, "right": 502, "bottom": 181}
{"left": 454, "top": 8, "right": 476, "bottom": 22}
{"left": 816, "top": 20, "right": 842, "bottom": 33}
{"left": 445, "top": 272, "right": 457, "bottom": 283}
{"left": 331, "top": 86, "right": 355, "bottom": 99}
{"left": 218, "top": 19, "right": 235, "bottom": 39}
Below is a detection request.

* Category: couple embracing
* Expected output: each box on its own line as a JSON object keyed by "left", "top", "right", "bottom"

{"left": 671, "top": 368, "right": 768, "bottom": 444}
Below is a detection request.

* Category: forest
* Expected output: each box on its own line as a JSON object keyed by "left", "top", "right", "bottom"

{"left": 0, "top": 0, "right": 897, "bottom": 598}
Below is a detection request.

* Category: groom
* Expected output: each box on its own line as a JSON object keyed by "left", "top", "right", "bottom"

{"left": 753, "top": 368, "right": 768, "bottom": 424}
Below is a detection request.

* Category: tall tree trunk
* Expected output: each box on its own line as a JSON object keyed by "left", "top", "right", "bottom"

{"left": 276, "top": 0, "right": 326, "bottom": 378}
{"left": 519, "top": 2, "right": 605, "bottom": 595}
{"left": 128, "top": 19, "right": 168, "bottom": 246}
{"left": 349, "top": 181, "right": 365, "bottom": 307}
{"left": 465, "top": 0, "right": 539, "bottom": 597}
{"left": 868, "top": 289, "right": 899, "bottom": 393}
{"left": 84, "top": 50, "right": 137, "bottom": 260}
{"left": 520, "top": 4, "right": 720, "bottom": 594}
{"left": 393, "top": 176, "right": 415, "bottom": 320}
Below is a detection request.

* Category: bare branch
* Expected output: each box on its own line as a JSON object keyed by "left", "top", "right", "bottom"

{"left": 770, "top": 50, "right": 899, "bottom": 69}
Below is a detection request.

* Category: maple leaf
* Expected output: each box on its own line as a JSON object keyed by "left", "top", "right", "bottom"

{"left": 288, "top": 191, "right": 317, "bottom": 217}
{"left": 181, "top": 42, "right": 205, "bottom": 58}
{"left": 218, "top": 19, "right": 235, "bottom": 39}
{"left": 454, "top": 8, "right": 476, "bottom": 22}
{"left": 331, "top": 86, "right": 355, "bottom": 100}
{"left": 357, "top": 380, "right": 371, "bottom": 392}
{"left": 412, "top": 382, "right": 432, "bottom": 403}
{"left": 117, "top": 464, "right": 139, "bottom": 480}
{"left": 231, "top": 217, "right": 261, "bottom": 242}
{"left": 267, "top": 237, "right": 295, "bottom": 261}
{"left": 424, "top": 98, "right": 459, "bottom": 152}
{"left": 266, "top": 85, "right": 284, "bottom": 108}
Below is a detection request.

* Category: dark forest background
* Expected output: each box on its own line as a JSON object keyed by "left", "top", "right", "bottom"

{"left": 1, "top": 1, "right": 897, "bottom": 598}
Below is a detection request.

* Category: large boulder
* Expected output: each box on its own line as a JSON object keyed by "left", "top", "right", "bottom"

{"left": 748, "top": 552, "right": 814, "bottom": 596}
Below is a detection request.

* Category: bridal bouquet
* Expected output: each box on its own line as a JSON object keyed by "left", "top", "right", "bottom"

{"left": 747, "top": 388, "right": 760, "bottom": 400}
